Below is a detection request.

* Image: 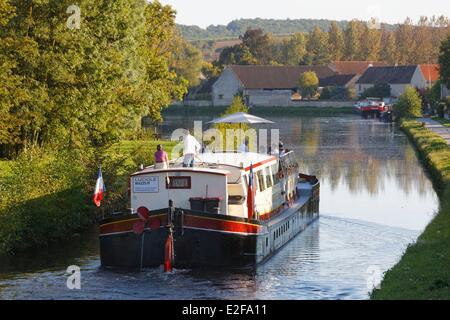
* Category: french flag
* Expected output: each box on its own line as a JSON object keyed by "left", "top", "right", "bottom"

{"left": 93, "top": 166, "right": 106, "bottom": 207}
{"left": 247, "top": 163, "right": 255, "bottom": 220}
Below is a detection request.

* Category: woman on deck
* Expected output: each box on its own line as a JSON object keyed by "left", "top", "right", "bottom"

{"left": 154, "top": 144, "right": 169, "bottom": 169}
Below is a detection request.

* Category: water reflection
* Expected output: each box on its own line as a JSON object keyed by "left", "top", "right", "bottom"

{"left": 162, "top": 115, "right": 438, "bottom": 230}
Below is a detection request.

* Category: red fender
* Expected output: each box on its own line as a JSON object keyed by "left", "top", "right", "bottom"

{"left": 164, "top": 233, "right": 174, "bottom": 272}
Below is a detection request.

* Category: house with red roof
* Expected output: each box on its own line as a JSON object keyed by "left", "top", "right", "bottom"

{"left": 419, "top": 64, "right": 440, "bottom": 87}
{"left": 212, "top": 65, "right": 357, "bottom": 106}
{"left": 356, "top": 64, "right": 440, "bottom": 98}
{"left": 329, "top": 61, "right": 388, "bottom": 77}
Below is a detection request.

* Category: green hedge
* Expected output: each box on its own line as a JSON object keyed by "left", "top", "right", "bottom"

{"left": 0, "top": 140, "right": 176, "bottom": 255}
{"left": 371, "top": 120, "right": 450, "bottom": 299}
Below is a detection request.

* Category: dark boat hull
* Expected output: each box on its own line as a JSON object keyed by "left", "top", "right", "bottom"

{"left": 99, "top": 182, "right": 320, "bottom": 269}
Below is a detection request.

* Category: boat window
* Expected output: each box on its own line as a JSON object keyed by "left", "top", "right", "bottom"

{"left": 242, "top": 174, "right": 248, "bottom": 190}
{"left": 228, "top": 195, "right": 244, "bottom": 205}
{"left": 166, "top": 176, "right": 191, "bottom": 189}
{"left": 271, "top": 164, "right": 280, "bottom": 184}
{"left": 264, "top": 167, "right": 273, "bottom": 188}
{"left": 256, "top": 170, "right": 266, "bottom": 192}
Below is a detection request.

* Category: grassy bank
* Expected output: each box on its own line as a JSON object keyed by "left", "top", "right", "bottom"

{"left": 0, "top": 140, "right": 175, "bottom": 255}
{"left": 163, "top": 105, "right": 356, "bottom": 117}
{"left": 371, "top": 120, "right": 450, "bottom": 299}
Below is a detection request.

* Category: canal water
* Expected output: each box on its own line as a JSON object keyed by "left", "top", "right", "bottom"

{"left": 0, "top": 115, "right": 439, "bottom": 300}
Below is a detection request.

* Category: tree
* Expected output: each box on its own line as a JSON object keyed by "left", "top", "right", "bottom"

{"left": 288, "top": 33, "right": 307, "bottom": 65}
{"left": 393, "top": 86, "right": 423, "bottom": 118}
{"left": 241, "top": 28, "right": 273, "bottom": 64}
{"left": 328, "top": 22, "right": 345, "bottom": 61}
{"left": 218, "top": 44, "right": 256, "bottom": 65}
{"left": 439, "top": 35, "right": 450, "bottom": 89}
{"left": 362, "top": 27, "right": 381, "bottom": 61}
{"left": 380, "top": 31, "right": 398, "bottom": 64}
{"left": 0, "top": 0, "right": 20, "bottom": 153}
{"left": 276, "top": 33, "right": 307, "bottom": 65}
{"left": 201, "top": 61, "right": 221, "bottom": 80}
{"left": 304, "top": 27, "right": 330, "bottom": 65}
{"left": 344, "top": 20, "right": 366, "bottom": 60}
{"left": 320, "top": 86, "right": 351, "bottom": 100}
{"left": 395, "top": 18, "right": 415, "bottom": 65}
{"left": 0, "top": 0, "right": 187, "bottom": 157}
{"left": 359, "top": 84, "right": 391, "bottom": 99}
{"left": 225, "top": 95, "right": 249, "bottom": 114}
{"left": 298, "top": 71, "right": 319, "bottom": 99}
{"left": 410, "top": 16, "right": 434, "bottom": 64}
{"left": 213, "top": 96, "right": 249, "bottom": 150}
{"left": 170, "top": 32, "right": 204, "bottom": 87}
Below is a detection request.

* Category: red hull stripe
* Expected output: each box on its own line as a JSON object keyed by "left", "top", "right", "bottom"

{"left": 100, "top": 215, "right": 166, "bottom": 235}
{"left": 99, "top": 214, "right": 263, "bottom": 236}
{"left": 244, "top": 157, "right": 277, "bottom": 172}
{"left": 183, "top": 215, "right": 262, "bottom": 234}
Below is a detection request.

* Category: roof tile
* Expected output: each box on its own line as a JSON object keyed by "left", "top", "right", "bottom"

{"left": 356, "top": 66, "right": 418, "bottom": 84}
{"left": 230, "top": 65, "right": 336, "bottom": 89}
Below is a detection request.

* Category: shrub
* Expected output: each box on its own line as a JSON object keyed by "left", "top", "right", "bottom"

{"left": 437, "top": 102, "right": 446, "bottom": 118}
{"left": 298, "top": 71, "right": 319, "bottom": 99}
{"left": 393, "top": 86, "right": 423, "bottom": 119}
{"left": 0, "top": 148, "right": 94, "bottom": 254}
{"left": 0, "top": 140, "right": 176, "bottom": 255}
{"left": 320, "top": 86, "right": 351, "bottom": 100}
{"left": 359, "top": 83, "right": 391, "bottom": 99}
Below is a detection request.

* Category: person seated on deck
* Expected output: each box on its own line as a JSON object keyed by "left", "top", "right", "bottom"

{"left": 154, "top": 144, "right": 169, "bottom": 169}
{"left": 238, "top": 137, "right": 250, "bottom": 153}
{"left": 183, "top": 129, "right": 201, "bottom": 167}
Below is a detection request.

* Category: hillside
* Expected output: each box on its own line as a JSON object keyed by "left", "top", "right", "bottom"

{"left": 178, "top": 18, "right": 396, "bottom": 41}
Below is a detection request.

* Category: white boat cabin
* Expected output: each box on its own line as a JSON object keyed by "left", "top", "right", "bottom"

{"left": 129, "top": 152, "right": 299, "bottom": 219}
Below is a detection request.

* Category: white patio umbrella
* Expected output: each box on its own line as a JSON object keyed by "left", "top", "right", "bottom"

{"left": 207, "top": 112, "right": 275, "bottom": 153}
{"left": 208, "top": 112, "right": 274, "bottom": 125}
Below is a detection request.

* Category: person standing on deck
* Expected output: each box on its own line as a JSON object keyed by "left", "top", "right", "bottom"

{"left": 183, "top": 129, "right": 201, "bottom": 167}
{"left": 278, "top": 141, "right": 286, "bottom": 156}
{"left": 154, "top": 144, "right": 169, "bottom": 169}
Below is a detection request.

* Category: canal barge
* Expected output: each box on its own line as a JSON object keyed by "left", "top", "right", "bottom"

{"left": 99, "top": 151, "right": 320, "bottom": 269}
{"left": 355, "top": 98, "right": 388, "bottom": 118}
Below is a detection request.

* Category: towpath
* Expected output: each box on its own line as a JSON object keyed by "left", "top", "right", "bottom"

{"left": 417, "top": 118, "right": 450, "bottom": 146}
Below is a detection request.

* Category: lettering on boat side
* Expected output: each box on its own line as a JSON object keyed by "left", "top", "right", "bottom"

{"left": 182, "top": 304, "right": 267, "bottom": 317}
{"left": 133, "top": 176, "right": 159, "bottom": 193}
{"left": 66, "top": 265, "right": 81, "bottom": 290}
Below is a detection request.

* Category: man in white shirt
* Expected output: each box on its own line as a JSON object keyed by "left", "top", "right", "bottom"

{"left": 183, "top": 129, "right": 201, "bottom": 167}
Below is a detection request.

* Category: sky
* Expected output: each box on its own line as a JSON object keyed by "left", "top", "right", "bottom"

{"left": 159, "top": 0, "right": 450, "bottom": 28}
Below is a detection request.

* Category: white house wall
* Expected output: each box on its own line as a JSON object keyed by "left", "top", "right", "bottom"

{"left": 245, "top": 89, "right": 292, "bottom": 107}
{"left": 212, "top": 68, "right": 242, "bottom": 106}
{"left": 411, "top": 66, "right": 428, "bottom": 90}
{"left": 356, "top": 67, "right": 429, "bottom": 98}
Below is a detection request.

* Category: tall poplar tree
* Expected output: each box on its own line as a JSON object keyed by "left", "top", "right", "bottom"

{"left": 304, "top": 27, "right": 330, "bottom": 65}
{"left": 328, "top": 22, "right": 345, "bottom": 61}
{"left": 344, "top": 20, "right": 366, "bottom": 60}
